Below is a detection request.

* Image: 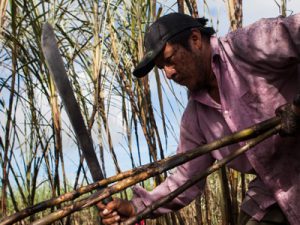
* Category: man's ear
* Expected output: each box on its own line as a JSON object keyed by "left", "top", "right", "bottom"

{"left": 190, "top": 28, "right": 202, "bottom": 50}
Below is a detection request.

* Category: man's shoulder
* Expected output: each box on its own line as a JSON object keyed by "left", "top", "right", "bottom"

{"left": 226, "top": 13, "right": 300, "bottom": 38}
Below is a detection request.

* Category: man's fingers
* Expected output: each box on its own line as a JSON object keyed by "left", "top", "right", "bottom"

{"left": 103, "top": 199, "right": 121, "bottom": 214}
{"left": 99, "top": 210, "right": 118, "bottom": 218}
{"left": 97, "top": 199, "right": 118, "bottom": 216}
{"left": 103, "top": 208, "right": 110, "bottom": 215}
{"left": 102, "top": 212, "right": 121, "bottom": 225}
{"left": 97, "top": 200, "right": 109, "bottom": 209}
{"left": 98, "top": 198, "right": 135, "bottom": 224}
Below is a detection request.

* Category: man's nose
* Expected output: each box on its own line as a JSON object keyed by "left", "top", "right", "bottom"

{"left": 164, "top": 66, "right": 176, "bottom": 80}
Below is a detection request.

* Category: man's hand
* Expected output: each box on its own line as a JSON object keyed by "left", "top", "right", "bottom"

{"left": 275, "top": 103, "right": 300, "bottom": 136}
{"left": 97, "top": 198, "right": 136, "bottom": 225}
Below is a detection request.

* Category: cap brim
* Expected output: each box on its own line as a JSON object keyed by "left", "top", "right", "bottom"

{"left": 133, "top": 55, "right": 155, "bottom": 78}
{"left": 133, "top": 43, "right": 164, "bottom": 78}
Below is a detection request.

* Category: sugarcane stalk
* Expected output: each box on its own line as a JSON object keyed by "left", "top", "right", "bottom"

{"left": 0, "top": 116, "right": 280, "bottom": 225}
{"left": 0, "top": 168, "right": 136, "bottom": 225}
{"left": 31, "top": 117, "right": 280, "bottom": 225}
{"left": 122, "top": 124, "right": 281, "bottom": 225}
{"left": 32, "top": 169, "right": 160, "bottom": 225}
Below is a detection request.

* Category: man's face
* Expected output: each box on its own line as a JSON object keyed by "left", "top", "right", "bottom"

{"left": 154, "top": 30, "right": 212, "bottom": 92}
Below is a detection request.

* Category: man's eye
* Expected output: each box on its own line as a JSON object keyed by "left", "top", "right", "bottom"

{"left": 165, "top": 55, "right": 174, "bottom": 65}
{"left": 156, "top": 52, "right": 176, "bottom": 69}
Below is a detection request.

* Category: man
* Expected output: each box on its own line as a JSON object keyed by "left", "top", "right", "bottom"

{"left": 98, "top": 13, "right": 300, "bottom": 225}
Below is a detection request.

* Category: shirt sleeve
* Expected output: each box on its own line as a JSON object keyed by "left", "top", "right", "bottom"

{"left": 131, "top": 101, "right": 215, "bottom": 217}
{"left": 226, "top": 13, "right": 300, "bottom": 70}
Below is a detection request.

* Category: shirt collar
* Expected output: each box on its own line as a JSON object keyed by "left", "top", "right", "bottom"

{"left": 210, "top": 36, "right": 223, "bottom": 62}
{"left": 190, "top": 89, "right": 221, "bottom": 109}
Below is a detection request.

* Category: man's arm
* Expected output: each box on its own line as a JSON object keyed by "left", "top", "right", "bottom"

{"left": 129, "top": 101, "right": 215, "bottom": 217}
{"left": 98, "top": 101, "right": 215, "bottom": 223}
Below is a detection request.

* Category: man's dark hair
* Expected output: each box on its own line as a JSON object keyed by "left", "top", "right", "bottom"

{"left": 168, "top": 17, "right": 215, "bottom": 50}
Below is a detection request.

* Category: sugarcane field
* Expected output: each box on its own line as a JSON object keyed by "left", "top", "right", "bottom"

{"left": 1, "top": 0, "right": 300, "bottom": 225}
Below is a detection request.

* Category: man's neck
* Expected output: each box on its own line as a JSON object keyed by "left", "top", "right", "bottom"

{"left": 207, "top": 73, "right": 220, "bottom": 103}
{"left": 208, "top": 87, "right": 220, "bottom": 104}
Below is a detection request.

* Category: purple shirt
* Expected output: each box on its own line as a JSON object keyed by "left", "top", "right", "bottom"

{"left": 132, "top": 13, "right": 300, "bottom": 224}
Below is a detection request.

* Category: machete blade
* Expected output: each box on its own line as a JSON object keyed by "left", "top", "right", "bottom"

{"left": 41, "top": 22, "right": 106, "bottom": 185}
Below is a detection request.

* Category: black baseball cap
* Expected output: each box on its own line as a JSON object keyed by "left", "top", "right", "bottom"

{"left": 133, "top": 13, "right": 215, "bottom": 78}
